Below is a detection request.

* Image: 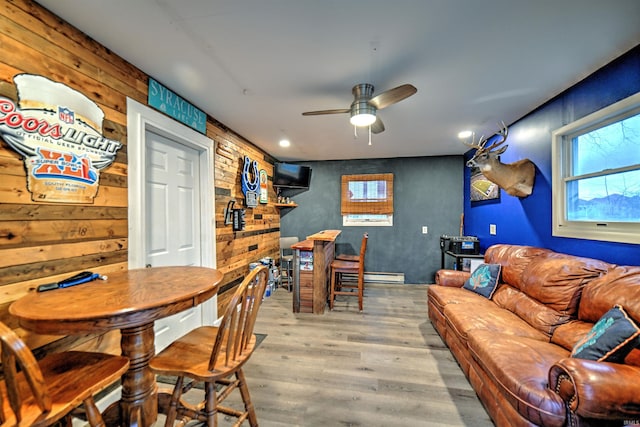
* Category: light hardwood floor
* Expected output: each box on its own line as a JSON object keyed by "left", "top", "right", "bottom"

{"left": 156, "top": 283, "right": 494, "bottom": 427}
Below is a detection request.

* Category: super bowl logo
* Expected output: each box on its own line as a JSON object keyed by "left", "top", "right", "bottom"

{"left": 30, "top": 148, "right": 97, "bottom": 184}
{"left": 0, "top": 74, "right": 123, "bottom": 203}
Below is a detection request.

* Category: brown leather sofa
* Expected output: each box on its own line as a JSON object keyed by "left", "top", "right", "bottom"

{"left": 428, "top": 244, "right": 640, "bottom": 427}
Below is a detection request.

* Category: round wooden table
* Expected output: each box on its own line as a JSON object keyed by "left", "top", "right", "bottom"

{"left": 9, "top": 266, "right": 223, "bottom": 427}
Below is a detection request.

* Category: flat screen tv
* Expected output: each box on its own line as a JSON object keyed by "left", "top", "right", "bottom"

{"left": 273, "top": 162, "right": 312, "bottom": 189}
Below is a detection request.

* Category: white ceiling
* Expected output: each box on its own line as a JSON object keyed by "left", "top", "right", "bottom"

{"left": 36, "top": 0, "right": 640, "bottom": 162}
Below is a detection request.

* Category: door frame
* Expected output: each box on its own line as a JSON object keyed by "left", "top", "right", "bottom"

{"left": 126, "top": 97, "right": 216, "bottom": 319}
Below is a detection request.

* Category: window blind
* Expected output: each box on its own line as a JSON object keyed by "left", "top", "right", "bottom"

{"left": 341, "top": 173, "right": 393, "bottom": 215}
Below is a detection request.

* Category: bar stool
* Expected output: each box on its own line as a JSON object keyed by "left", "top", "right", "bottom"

{"left": 335, "top": 232, "right": 368, "bottom": 262}
{"left": 330, "top": 233, "right": 368, "bottom": 311}
{"left": 279, "top": 236, "right": 298, "bottom": 291}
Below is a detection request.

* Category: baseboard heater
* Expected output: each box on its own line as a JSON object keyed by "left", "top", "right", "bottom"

{"left": 339, "top": 272, "right": 405, "bottom": 284}
{"left": 365, "top": 272, "right": 405, "bottom": 283}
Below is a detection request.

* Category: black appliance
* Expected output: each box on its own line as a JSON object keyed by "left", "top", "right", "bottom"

{"left": 440, "top": 235, "right": 480, "bottom": 255}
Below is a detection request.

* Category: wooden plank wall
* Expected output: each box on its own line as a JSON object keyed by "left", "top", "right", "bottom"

{"left": 212, "top": 135, "right": 281, "bottom": 311}
{"left": 0, "top": 0, "right": 281, "bottom": 355}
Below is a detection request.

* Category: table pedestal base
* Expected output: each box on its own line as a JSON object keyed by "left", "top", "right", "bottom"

{"left": 102, "top": 323, "right": 158, "bottom": 427}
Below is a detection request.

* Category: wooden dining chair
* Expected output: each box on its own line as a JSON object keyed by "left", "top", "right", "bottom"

{"left": 0, "top": 321, "right": 129, "bottom": 427}
{"left": 335, "top": 233, "right": 368, "bottom": 262}
{"left": 329, "top": 233, "right": 368, "bottom": 311}
{"left": 149, "top": 265, "right": 269, "bottom": 427}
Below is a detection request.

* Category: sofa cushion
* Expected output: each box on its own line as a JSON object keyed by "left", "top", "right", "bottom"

{"left": 518, "top": 254, "right": 610, "bottom": 316}
{"left": 462, "top": 263, "right": 501, "bottom": 299}
{"left": 551, "top": 320, "right": 593, "bottom": 351}
{"left": 571, "top": 304, "right": 640, "bottom": 363}
{"left": 492, "top": 285, "right": 570, "bottom": 337}
{"left": 550, "top": 319, "right": 640, "bottom": 365}
{"left": 579, "top": 266, "right": 640, "bottom": 323}
{"left": 626, "top": 349, "right": 640, "bottom": 366}
{"left": 484, "top": 244, "right": 552, "bottom": 286}
{"left": 467, "top": 330, "right": 567, "bottom": 427}
{"left": 444, "top": 302, "right": 549, "bottom": 344}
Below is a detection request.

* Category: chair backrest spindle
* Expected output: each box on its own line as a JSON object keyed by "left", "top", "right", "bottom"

{"left": 0, "top": 322, "right": 52, "bottom": 422}
{"left": 209, "top": 265, "right": 268, "bottom": 371}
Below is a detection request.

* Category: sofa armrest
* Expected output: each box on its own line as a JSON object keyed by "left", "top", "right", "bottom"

{"left": 549, "top": 357, "right": 640, "bottom": 420}
{"left": 434, "top": 269, "right": 470, "bottom": 287}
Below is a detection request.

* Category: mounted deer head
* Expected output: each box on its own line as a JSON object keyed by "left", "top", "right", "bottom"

{"left": 464, "top": 123, "right": 535, "bottom": 198}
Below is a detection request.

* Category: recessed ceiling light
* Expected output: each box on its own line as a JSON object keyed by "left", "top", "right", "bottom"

{"left": 457, "top": 130, "right": 473, "bottom": 139}
{"left": 279, "top": 139, "right": 290, "bottom": 147}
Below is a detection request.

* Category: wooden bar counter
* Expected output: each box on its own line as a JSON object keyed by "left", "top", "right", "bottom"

{"left": 292, "top": 230, "right": 341, "bottom": 314}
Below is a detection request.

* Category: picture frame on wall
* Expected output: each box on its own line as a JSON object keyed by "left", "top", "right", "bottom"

{"left": 470, "top": 167, "right": 500, "bottom": 202}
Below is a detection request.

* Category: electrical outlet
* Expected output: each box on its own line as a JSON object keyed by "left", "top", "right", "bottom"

{"left": 422, "top": 226, "right": 428, "bottom": 234}
{"left": 490, "top": 224, "right": 497, "bottom": 235}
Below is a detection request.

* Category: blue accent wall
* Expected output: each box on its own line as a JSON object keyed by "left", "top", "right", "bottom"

{"left": 464, "top": 45, "right": 640, "bottom": 265}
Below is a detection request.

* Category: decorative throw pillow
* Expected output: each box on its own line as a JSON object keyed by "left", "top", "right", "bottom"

{"left": 462, "top": 263, "right": 501, "bottom": 299}
{"left": 571, "top": 305, "right": 640, "bottom": 363}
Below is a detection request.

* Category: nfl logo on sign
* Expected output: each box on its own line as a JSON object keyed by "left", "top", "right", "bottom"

{"left": 58, "top": 106, "right": 74, "bottom": 124}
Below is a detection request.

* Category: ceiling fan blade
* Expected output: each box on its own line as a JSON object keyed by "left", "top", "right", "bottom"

{"left": 369, "top": 84, "right": 417, "bottom": 109}
{"left": 302, "top": 108, "right": 350, "bottom": 116}
{"left": 371, "top": 117, "right": 385, "bottom": 134}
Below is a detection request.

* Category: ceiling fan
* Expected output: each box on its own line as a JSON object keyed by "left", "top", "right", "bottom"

{"left": 302, "top": 83, "right": 417, "bottom": 134}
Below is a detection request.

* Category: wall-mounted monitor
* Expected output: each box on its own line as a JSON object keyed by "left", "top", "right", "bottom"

{"left": 273, "top": 162, "right": 312, "bottom": 189}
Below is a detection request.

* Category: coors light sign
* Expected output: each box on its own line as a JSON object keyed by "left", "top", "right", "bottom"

{"left": 0, "top": 74, "right": 122, "bottom": 203}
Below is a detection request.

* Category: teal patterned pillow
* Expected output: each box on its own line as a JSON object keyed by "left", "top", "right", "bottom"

{"left": 571, "top": 305, "right": 640, "bottom": 363}
{"left": 462, "top": 263, "right": 501, "bottom": 299}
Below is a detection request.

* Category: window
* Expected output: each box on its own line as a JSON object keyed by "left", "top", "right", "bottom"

{"left": 341, "top": 173, "right": 393, "bottom": 226}
{"left": 552, "top": 92, "right": 640, "bottom": 244}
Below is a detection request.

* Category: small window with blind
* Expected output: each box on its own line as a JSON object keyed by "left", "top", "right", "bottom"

{"left": 341, "top": 173, "right": 393, "bottom": 226}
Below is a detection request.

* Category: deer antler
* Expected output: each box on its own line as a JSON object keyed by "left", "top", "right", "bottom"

{"left": 462, "top": 122, "right": 508, "bottom": 153}
{"left": 482, "top": 121, "right": 508, "bottom": 152}
{"left": 462, "top": 132, "right": 487, "bottom": 150}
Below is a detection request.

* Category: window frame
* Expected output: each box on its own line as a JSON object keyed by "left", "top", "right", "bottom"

{"left": 551, "top": 91, "right": 640, "bottom": 244}
{"left": 341, "top": 173, "right": 394, "bottom": 227}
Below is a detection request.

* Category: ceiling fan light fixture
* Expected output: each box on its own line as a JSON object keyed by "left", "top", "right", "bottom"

{"left": 350, "top": 101, "right": 376, "bottom": 127}
{"left": 302, "top": 82, "right": 414, "bottom": 134}
{"left": 350, "top": 113, "right": 376, "bottom": 127}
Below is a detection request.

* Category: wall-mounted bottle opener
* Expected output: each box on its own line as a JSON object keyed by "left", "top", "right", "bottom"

{"left": 224, "top": 200, "right": 245, "bottom": 231}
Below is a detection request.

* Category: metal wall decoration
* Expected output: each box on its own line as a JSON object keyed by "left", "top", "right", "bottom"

{"left": 0, "top": 74, "right": 123, "bottom": 204}
{"left": 241, "top": 155, "right": 259, "bottom": 207}
{"left": 259, "top": 169, "right": 268, "bottom": 204}
{"left": 224, "top": 200, "right": 245, "bottom": 231}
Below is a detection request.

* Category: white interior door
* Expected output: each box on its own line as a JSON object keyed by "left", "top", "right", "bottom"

{"left": 145, "top": 131, "right": 200, "bottom": 267}
{"left": 145, "top": 130, "right": 203, "bottom": 351}
{"left": 126, "top": 97, "right": 216, "bottom": 351}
